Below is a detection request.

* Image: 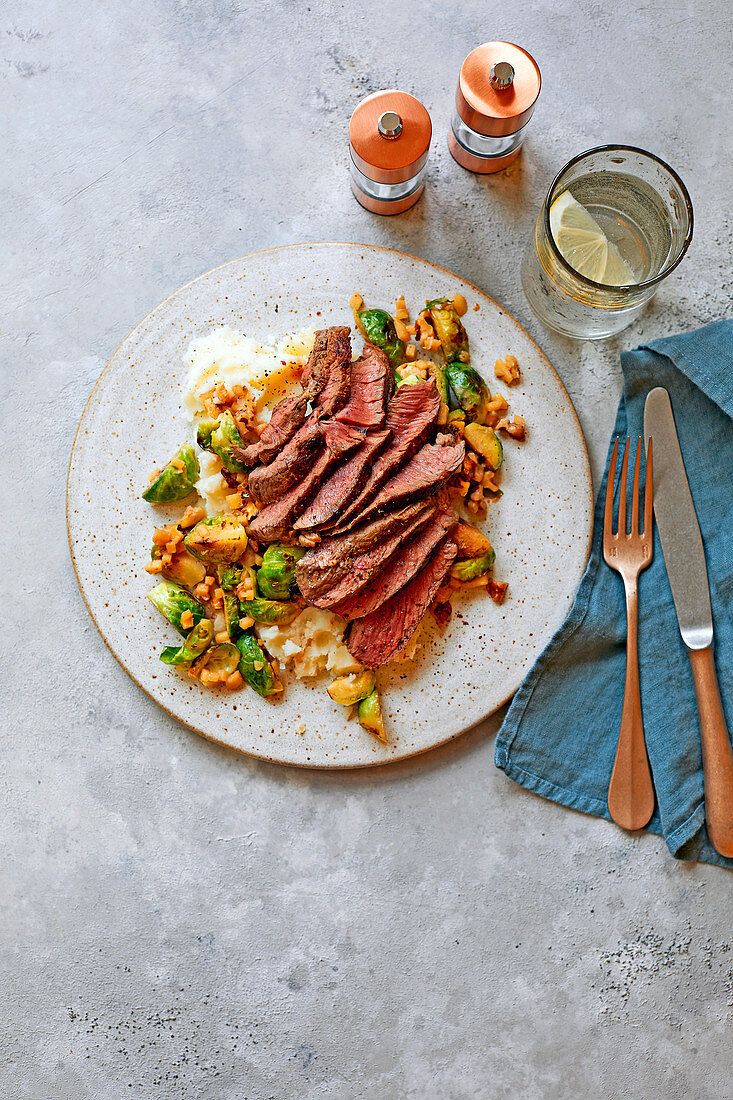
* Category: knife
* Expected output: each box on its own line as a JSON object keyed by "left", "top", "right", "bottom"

{"left": 644, "top": 387, "right": 733, "bottom": 857}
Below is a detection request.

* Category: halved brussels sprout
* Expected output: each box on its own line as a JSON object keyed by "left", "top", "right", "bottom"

{"left": 427, "top": 361, "right": 450, "bottom": 406}
{"left": 151, "top": 545, "right": 206, "bottom": 589}
{"left": 143, "top": 445, "right": 199, "bottom": 503}
{"left": 257, "top": 544, "right": 306, "bottom": 599}
{"left": 184, "top": 515, "right": 249, "bottom": 564}
{"left": 355, "top": 308, "right": 404, "bottom": 368}
{"left": 358, "top": 687, "right": 386, "bottom": 743}
{"left": 222, "top": 591, "right": 241, "bottom": 639}
{"left": 218, "top": 563, "right": 244, "bottom": 591}
{"left": 159, "top": 619, "right": 214, "bottom": 666}
{"left": 425, "top": 299, "right": 469, "bottom": 364}
{"left": 198, "top": 410, "right": 247, "bottom": 473}
{"left": 450, "top": 547, "right": 496, "bottom": 582}
{"left": 204, "top": 642, "right": 241, "bottom": 677}
{"left": 196, "top": 420, "right": 217, "bottom": 451}
{"left": 463, "top": 422, "right": 503, "bottom": 470}
{"left": 445, "top": 363, "right": 492, "bottom": 424}
{"left": 453, "top": 521, "right": 492, "bottom": 559}
{"left": 235, "top": 631, "right": 282, "bottom": 697}
{"left": 238, "top": 599, "right": 299, "bottom": 626}
{"left": 147, "top": 581, "right": 206, "bottom": 636}
{"left": 328, "top": 671, "right": 375, "bottom": 707}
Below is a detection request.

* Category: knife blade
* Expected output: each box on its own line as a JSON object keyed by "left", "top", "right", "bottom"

{"left": 644, "top": 385, "right": 733, "bottom": 857}
{"left": 643, "top": 386, "right": 713, "bottom": 650}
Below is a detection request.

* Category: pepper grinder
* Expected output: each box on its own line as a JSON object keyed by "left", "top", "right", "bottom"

{"left": 449, "top": 42, "right": 541, "bottom": 173}
{"left": 349, "top": 90, "right": 432, "bottom": 215}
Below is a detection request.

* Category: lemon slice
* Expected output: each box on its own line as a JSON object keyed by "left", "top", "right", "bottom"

{"left": 549, "top": 190, "right": 637, "bottom": 286}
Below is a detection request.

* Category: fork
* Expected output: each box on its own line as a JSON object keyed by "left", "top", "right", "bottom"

{"left": 603, "top": 437, "right": 655, "bottom": 831}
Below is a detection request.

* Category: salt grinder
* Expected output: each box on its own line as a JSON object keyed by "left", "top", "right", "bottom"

{"left": 349, "top": 90, "right": 432, "bottom": 215}
{"left": 449, "top": 42, "right": 541, "bottom": 173}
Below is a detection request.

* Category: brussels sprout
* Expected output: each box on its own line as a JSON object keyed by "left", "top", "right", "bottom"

{"left": 453, "top": 521, "right": 492, "bottom": 559}
{"left": 328, "top": 671, "right": 375, "bottom": 707}
{"left": 213, "top": 563, "right": 243, "bottom": 639}
{"left": 184, "top": 515, "right": 249, "bottom": 564}
{"left": 196, "top": 420, "right": 217, "bottom": 451}
{"left": 463, "top": 422, "right": 503, "bottom": 470}
{"left": 204, "top": 642, "right": 241, "bottom": 677}
{"left": 151, "top": 545, "right": 206, "bottom": 589}
{"left": 198, "top": 410, "right": 247, "bottom": 474}
{"left": 358, "top": 687, "right": 387, "bottom": 743}
{"left": 257, "top": 544, "right": 306, "bottom": 599}
{"left": 238, "top": 599, "right": 299, "bottom": 625}
{"left": 235, "top": 631, "right": 282, "bottom": 697}
{"left": 218, "top": 563, "right": 244, "bottom": 591}
{"left": 159, "top": 619, "right": 214, "bottom": 666}
{"left": 356, "top": 308, "right": 405, "bottom": 368}
{"left": 445, "top": 362, "right": 492, "bottom": 423}
{"left": 221, "top": 591, "right": 240, "bottom": 639}
{"left": 450, "top": 547, "right": 496, "bottom": 582}
{"left": 427, "top": 361, "right": 449, "bottom": 406}
{"left": 425, "top": 299, "right": 469, "bottom": 364}
{"left": 143, "top": 445, "right": 199, "bottom": 503}
{"left": 147, "top": 581, "right": 206, "bottom": 636}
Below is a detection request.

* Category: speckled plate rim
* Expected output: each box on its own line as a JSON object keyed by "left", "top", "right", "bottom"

{"left": 67, "top": 242, "right": 594, "bottom": 769}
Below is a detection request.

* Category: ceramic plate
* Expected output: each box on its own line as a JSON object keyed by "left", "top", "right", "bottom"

{"left": 68, "top": 243, "right": 593, "bottom": 768}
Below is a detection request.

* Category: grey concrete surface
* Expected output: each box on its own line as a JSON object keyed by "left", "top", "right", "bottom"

{"left": 2, "top": 1, "right": 732, "bottom": 1097}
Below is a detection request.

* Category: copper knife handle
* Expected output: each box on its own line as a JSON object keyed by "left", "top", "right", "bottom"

{"left": 688, "top": 646, "right": 733, "bottom": 858}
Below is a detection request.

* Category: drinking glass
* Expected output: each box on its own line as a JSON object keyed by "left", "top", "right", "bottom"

{"left": 521, "top": 145, "right": 693, "bottom": 340}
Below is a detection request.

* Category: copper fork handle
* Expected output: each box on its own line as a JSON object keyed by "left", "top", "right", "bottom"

{"left": 607, "top": 577, "right": 655, "bottom": 830}
{"left": 688, "top": 646, "right": 733, "bottom": 858}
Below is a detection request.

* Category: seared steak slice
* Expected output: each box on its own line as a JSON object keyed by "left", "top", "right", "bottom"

{"left": 314, "top": 327, "right": 352, "bottom": 415}
{"left": 293, "top": 429, "right": 391, "bottom": 532}
{"left": 334, "top": 343, "right": 392, "bottom": 429}
{"left": 321, "top": 419, "right": 366, "bottom": 455}
{"left": 333, "top": 509, "right": 457, "bottom": 620}
{"left": 356, "top": 438, "right": 465, "bottom": 524}
{"left": 309, "top": 505, "right": 437, "bottom": 610}
{"left": 246, "top": 415, "right": 323, "bottom": 504}
{"left": 249, "top": 433, "right": 362, "bottom": 543}
{"left": 347, "top": 537, "right": 458, "bottom": 668}
{"left": 329, "top": 379, "right": 441, "bottom": 532}
{"left": 237, "top": 392, "right": 307, "bottom": 467}
{"left": 301, "top": 329, "right": 331, "bottom": 400}
{"left": 295, "top": 500, "right": 433, "bottom": 602}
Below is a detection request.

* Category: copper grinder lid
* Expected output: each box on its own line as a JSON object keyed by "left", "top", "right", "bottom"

{"left": 350, "top": 90, "right": 432, "bottom": 185}
{"left": 455, "top": 42, "right": 541, "bottom": 137}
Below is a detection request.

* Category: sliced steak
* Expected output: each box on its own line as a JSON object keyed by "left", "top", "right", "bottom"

{"left": 321, "top": 419, "right": 366, "bottom": 455}
{"left": 332, "top": 509, "right": 457, "bottom": 620}
{"left": 314, "top": 327, "right": 352, "bottom": 415}
{"left": 295, "top": 500, "right": 433, "bottom": 602}
{"left": 246, "top": 415, "right": 323, "bottom": 504}
{"left": 309, "top": 505, "right": 438, "bottom": 610}
{"left": 293, "top": 429, "right": 391, "bottom": 533}
{"left": 301, "top": 328, "right": 331, "bottom": 400}
{"left": 249, "top": 434, "right": 362, "bottom": 543}
{"left": 347, "top": 537, "right": 458, "bottom": 668}
{"left": 356, "top": 438, "right": 465, "bottom": 525}
{"left": 237, "top": 392, "right": 307, "bottom": 467}
{"left": 334, "top": 343, "right": 392, "bottom": 429}
{"left": 328, "top": 379, "right": 441, "bottom": 533}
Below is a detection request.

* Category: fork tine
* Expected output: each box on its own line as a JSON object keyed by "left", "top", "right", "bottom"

{"left": 617, "top": 437, "right": 630, "bottom": 536}
{"left": 630, "top": 437, "right": 642, "bottom": 535}
{"left": 644, "top": 436, "right": 653, "bottom": 539}
{"left": 604, "top": 437, "right": 619, "bottom": 543}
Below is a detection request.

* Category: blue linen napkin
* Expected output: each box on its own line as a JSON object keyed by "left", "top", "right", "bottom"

{"left": 494, "top": 320, "right": 733, "bottom": 868}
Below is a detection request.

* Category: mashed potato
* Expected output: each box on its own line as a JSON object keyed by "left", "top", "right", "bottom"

{"left": 182, "top": 325, "right": 315, "bottom": 514}
{"left": 256, "top": 608, "right": 362, "bottom": 678}
{"left": 183, "top": 326, "right": 314, "bottom": 422}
